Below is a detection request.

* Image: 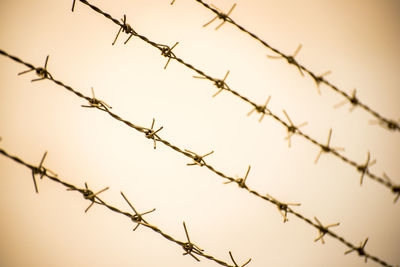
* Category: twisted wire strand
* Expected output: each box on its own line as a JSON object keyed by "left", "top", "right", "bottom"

{"left": 0, "top": 147, "right": 242, "bottom": 267}
{"left": 193, "top": 0, "right": 400, "bottom": 132}
{"left": 69, "top": 0, "right": 399, "bottom": 197}
{"left": 0, "top": 49, "right": 395, "bottom": 267}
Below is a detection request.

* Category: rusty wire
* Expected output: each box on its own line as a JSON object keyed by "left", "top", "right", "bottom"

{"left": 192, "top": 0, "right": 400, "bottom": 132}
{"left": 0, "top": 49, "right": 396, "bottom": 267}
{"left": 65, "top": 0, "right": 400, "bottom": 198}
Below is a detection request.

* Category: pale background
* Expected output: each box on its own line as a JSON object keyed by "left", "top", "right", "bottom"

{"left": 0, "top": 0, "right": 399, "bottom": 266}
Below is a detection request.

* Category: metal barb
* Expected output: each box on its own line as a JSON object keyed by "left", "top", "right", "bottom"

{"left": 228, "top": 251, "right": 251, "bottom": 267}
{"left": 30, "top": 151, "right": 57, "bottom": 193}
{"left": 314, "top": 129, "right": 344, "bottom": 164}
{"left": 160, "top": 42, "right": 179, "bottom": 69}
{"left": 185, "top": 149, "right": 214, "bottom": 167}
{"left": 81, "top": 87, "right": 112, "bottom": 111}
{"left": 81, "top": 182, "right": 109, "bottom": 213}
{"left": 144, "top": 118, "right": 163, "bottom": 149}
{"left": 212, "top": 70, "right": 230, "bottom": 97}
{"left": 120, "top": 191, "right": 155, "bottom": 231}
{"left": 345, "top": 238, "right": 369, "bottom": 262}
{"left": 314, "top": 217, "right": 340, "bottom": 244}
{"left": 112, "top": 15, "right": 134, "bottom": 45}
{"left": 71, "top": 0, "right": 76, "bottom": 12}
{"left": 382, "top": 173, "right": 400, "bottom": 203}
{"left": 224, "top": 165, "right": 251, "bottom": 188}
{"left": 268, "top": 44, "right": 304, "bottom": 76}
{"left": 18, "top": 55, "right": 52, "bottom": 82}
{"left": 313, "top": 70, "right": 331, "bottom": 94}
{"left": 358, "top": 151, "right": 376, "bottom": 186}
{"left": 334, "top": 89, "right": 358, "bottom": 112}
{"left": 182, "top": 222, "right": 204, "bottom": 261}
{"left": 369, "top": 118, "right": 400, "bottom": 131}
{"left": 203, "top": 3, "right": 236, "bottom": 30}
{"left": 247, "top": 96, "right": 271, "bottom": 122}
{"left": 266, "top": 194, "right": 300, "bottom": 223}
{"left": 282, "top": 110, "right": 308, "bottom": 148}
{"left": 31, "top": 151, "right": 47, "bottom": 193}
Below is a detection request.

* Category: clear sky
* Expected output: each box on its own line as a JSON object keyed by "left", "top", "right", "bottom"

{"left": 0, "top": 0, "right": 399, "bottom": 266}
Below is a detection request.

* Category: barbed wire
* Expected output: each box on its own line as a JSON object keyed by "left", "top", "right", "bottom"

{"left": 0, "top": 147, "right": 249, "bottom": 267}
{"left": 0, "top": 49, "right": 395, "bottom": 267}
{"left": 67, "top": 0, "right": 399, "bottom": 198}
{"left": 190, "top": 0, "right": 400, "bottom": 132}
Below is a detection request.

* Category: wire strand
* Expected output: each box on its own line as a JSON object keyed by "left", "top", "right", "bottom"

{"left": 0, "top": 49, "right": 396, "bottom": 267}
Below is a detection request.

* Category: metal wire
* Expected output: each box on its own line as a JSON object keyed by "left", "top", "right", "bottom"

{"left": 66, "top": 0, "right": 400, "bottom": 198}
{"left": 193, "top": 0, "right": 400, "bottom": 132}
{"left": 0, "top": 49, "right": 396, "bottom": 267}
{"left": 0, "top": 147, "right": 243, "bottom": 267}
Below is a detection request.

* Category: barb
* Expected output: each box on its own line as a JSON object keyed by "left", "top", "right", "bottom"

{"left": 268, "top": 44, "right": 304, "bottom": 76}
{"left": 60, "top": 1, "right": 400, "bottom": 196}
{"left": 383, "top": 173, "right": 400, "bottom": 203}
{"left": 282, "top": 110, "right": 308, "bottom": 148}
{"left": 228, "top": 251, "right": 251, "bottom": 267}
{"left": 223, "top": 165, "right": 250, "bottom": 189}
{"left": 112, "top": 14, "right": 135, "bottom": 45}
{"left": 194, "top": 0, "right": 400, "bottom": 132}
{"left": 202, "top": 3, "right": 236, "bottom": 30}
{"left": 313, "top": 70, "right": 331, "bottom": 95}
{"left": 81, "top": 87, "right": 112, "bottom": 111}
{"left": 31, "top": 151, "right": 57, "bottom": 193}
{"left": 0, "top": 147, "right": 238, "bottom": 267}
{"left": 247, "top": 96, "right": 271, "bottom": 122}
{"left": 194, "top": 70, "right": 230, "bottom": 97}
{"left": 69, "top": 182, "right": 109, "bottom": 212}
{"left": 265, "top": 194, "right": 301, "bottom": 223}
{"left": 314, "top": 217, "right": 340, "bottom": 244}
{"left": 31, "top": 151, "right": 46, "bottom": 193}
{"left": 344, "top": 238, "right": 369, "bottom": 263}
{"left": 358, "top": 151, "right": 376, "bottom": 186}
{"left": 0, "top": 45, "right": 396, "bottom": 267}
{"left": 314, "top": 129, "right": 344, "bottom": 164}
{"left": 369, "top": 118, "right": 400, "bottom": 131}
{"left": 144, "top": 118, "right": 163, "bottom": 149}
{"left": 185, "top": 149, "right": 214, "bottom": 166}
{"left": 18, "top": 55, "right": 52, "bottom": 82}
{"left": 182, "top": 222, "right": 204, "bottom": 261}
{"left": 160, "top": 41, "right": 179, "bottom": 69}
{"left": 334, "top": 89, "right": 358, "bottom": 112}
{"left": 120, "top": 191, "right": 155, "bottom": 231}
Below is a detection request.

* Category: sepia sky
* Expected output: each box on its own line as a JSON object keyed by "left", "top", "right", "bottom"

{"left": 0, "top": 0, "right": 399, "bottom": 266}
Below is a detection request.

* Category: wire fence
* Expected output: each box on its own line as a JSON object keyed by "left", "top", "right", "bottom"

{"left": 190, "top": 0, "right": 400, "bottom": 132}
{"left": 0, "top": 48, "right": 396, "bottom": 267}
{"left": 67, "top": 0, "right": 400, "bottom": 198}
